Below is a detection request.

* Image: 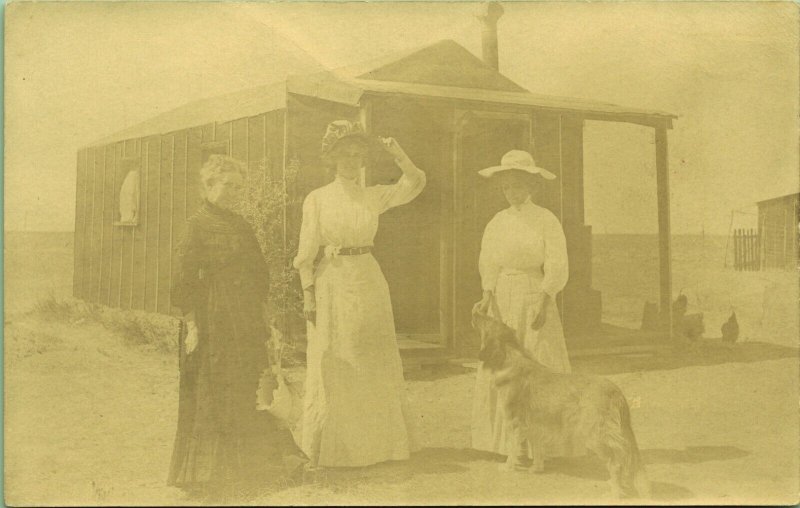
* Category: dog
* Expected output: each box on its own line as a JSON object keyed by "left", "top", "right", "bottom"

{"left": 472, "top": 310, "right": 651, "bottom": 499}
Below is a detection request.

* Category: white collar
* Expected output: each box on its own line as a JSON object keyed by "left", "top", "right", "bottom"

{"left": 335, "top": 174, "right": 361, "bottom": 187}
{"left": 510, "top": 197, "right": 535, "bottom": 213}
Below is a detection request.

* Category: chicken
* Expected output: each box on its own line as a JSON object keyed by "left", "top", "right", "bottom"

{"left": 722, "top": 312, "right": 739, "bottom": 343}
{"left": 671, "top": 294, "right": 703, "bottom": 341}
{"left": 672, "top": 294, "right": 688, "bottom": 321}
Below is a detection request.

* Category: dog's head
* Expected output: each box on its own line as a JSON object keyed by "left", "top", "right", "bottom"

{"left": 472, "top": 309, "right": 521, "bottom": 370}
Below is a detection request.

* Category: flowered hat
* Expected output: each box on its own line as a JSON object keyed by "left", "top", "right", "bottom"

{"left": 320, "top": 120, "right": 374, "bottom": 158}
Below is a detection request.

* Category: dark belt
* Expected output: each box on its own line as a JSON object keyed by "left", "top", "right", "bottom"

{"left": 334, "top": 246, "right": 372, "bottom": 256}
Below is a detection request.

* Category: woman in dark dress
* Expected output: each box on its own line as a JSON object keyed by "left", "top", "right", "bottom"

{"left": 167, "top": 155, "right": 307, "bottom": 500}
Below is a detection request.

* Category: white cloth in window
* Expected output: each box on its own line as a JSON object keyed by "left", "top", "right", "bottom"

{"left": 118, "top": 170, "right": 140, "bottom": 223}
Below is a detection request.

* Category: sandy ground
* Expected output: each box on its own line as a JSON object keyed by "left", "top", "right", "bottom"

{"left": 5, "top": 314, "right": 799, "bottom": 506}
{"left": 4, "top": 232, "right": 799, "bottom": 505}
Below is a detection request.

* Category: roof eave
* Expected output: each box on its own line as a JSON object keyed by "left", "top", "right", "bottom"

{"left": 346, "top": 78, "right": 677, "bottom": 125}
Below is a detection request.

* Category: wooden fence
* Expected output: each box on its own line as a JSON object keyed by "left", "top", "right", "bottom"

{"left": 733, "top": 228, "right": 760, "bottom": 271}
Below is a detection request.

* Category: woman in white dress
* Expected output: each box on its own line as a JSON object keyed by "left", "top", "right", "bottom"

{"left": 471, "top": 150, "right": 572, "bottom": 468}
{"left": 293, "top": 120, "right": 425, "bottom": 468}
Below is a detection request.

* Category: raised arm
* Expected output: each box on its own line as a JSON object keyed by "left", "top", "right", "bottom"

{"left": 372, "top": 138, "right": 427, "bottom": 214}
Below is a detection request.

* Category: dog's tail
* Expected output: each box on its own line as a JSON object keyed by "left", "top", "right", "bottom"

{"left": 618, "top": 396, "right": 651, "bottom": 499}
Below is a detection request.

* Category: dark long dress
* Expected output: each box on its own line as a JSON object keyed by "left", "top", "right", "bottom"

{"left": 167, "top": 199, "right": 305, "bottom": 492}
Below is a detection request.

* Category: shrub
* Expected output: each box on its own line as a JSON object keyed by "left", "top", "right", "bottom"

{"left": 235, "top": 156, "right": 305, "bottom": 358}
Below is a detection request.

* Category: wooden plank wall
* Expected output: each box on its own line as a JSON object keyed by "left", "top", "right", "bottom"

{"left": 87, "top": 148, "right": 100, "bottom": 301}
{"left": 186, "top": 126, "right": 204, "bottom": 218}
{"left": 156, "top": 136, "right": 174, "bottom": 314}
{"left": 169, "top": 132, "right": 189, "bottom": 312}
{"left": 759, "top": 197, "right": 799, "bottom": 270}
{"left": 73, "top": 149, "right": 87, "bottom": 299}
{"left": 231, "top": 118, "right": 249, "bottom": 172}
{"left": 73, "top": 111, "right": 289, "bottom": 315}
{"left": 143, "top": 135, "right": 161, "bottom": 312}
{"left": 248, "top": 115, "right": 266, "bottom": 175}
{"left": 131, "top": 139, "right": 147, "bottom": 310}
{"left": 264, "top": 110, "right": 285, "bottom": 182}
{"left": 101, "top": 145, "right": 116, "bottom": 304}
{"left": 531, "top": 111, "right": 562, "bottom": 220}
{"left": 119, "top": 142, "right": 136, "bottom": 309}
{"left": 108, "top": 143, "right": 124, "bottom": 306}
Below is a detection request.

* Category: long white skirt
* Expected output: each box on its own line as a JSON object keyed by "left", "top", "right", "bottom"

{"left": 471, "top": 269, "right": 573, "bottom": 457}
{"left": 302, "top": 253, "right": 418, "bottom": 467}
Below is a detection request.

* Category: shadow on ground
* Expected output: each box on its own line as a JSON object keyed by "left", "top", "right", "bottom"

{"left": 411, "top": 336, "right": 797, "bottom": 381}
{"left": 573, "top": 341, "right": 798, "bottom": 376}
{"left": 297, "top": 445, "right": 746, "bottom": 501}
{"left": 303, "top": 447, "right": 482, "bottom": 488}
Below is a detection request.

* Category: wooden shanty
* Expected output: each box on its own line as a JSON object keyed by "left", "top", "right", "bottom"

{"left": 73, "top": 38, "right": 677, "bottom": 354}
{"left": 757, "top": 192, "right": 799, "bottom": 270}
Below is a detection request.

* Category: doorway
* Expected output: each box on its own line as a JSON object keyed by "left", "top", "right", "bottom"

{"left": 369, "top": 98, "right": 449, "bottom": 341}
{"left": 452, "top": 111, "right": 532, "bottom": 341}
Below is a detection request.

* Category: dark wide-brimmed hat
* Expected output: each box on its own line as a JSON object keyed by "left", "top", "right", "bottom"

{"left": 320, "top": 120, "right": 376, "bottom": 158}
{"left": 478, "top": 150, "right": 556, "bottom": 180}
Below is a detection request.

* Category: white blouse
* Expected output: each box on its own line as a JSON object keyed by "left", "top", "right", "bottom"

{"left": 293, "top": 159, "right": 426, "bottom": 288}
{"left": 479, "top": 198, "right": 569, "bottom": 299}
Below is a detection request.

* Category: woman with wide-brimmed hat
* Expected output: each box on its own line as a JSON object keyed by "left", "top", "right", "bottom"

{"left": 470, "top": 149, "right": 573, "bottom": 469}
{"left": 293, "top": 120, "right": 425, "bottom": 469}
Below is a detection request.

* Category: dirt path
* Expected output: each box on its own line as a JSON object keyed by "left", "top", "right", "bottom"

{"left": 5, "top": 318, "right": 184, "bottom": 505}
{"left": 4, "top": 315, "right": 799, "bottom": 505}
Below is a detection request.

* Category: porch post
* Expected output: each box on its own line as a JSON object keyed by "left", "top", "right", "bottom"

{"left": 359, "top": 103, "right": 372, "bottom": 187}
{"left": 655, "top": 123, "right": 673, "bottom": 337}
{"left": 444, "top": 109, "right": 471, "bottom": 350}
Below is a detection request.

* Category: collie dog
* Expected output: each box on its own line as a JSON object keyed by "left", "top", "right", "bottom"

{"left": 472, "top": 310, "right": 651, "bottom": 499}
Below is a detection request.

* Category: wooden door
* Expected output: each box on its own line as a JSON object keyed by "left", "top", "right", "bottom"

{"left": 452, "top": 111, "right": 532, "bottom": 342}
{"left": 368, "top": 98, "right": 450, "bottom": 340}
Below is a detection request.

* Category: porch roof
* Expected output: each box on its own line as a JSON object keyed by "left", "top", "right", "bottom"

{"left": 88, "top": 39, "right": 676, "bottom": 148}
{"left": 286, "top": 72, "right": 677, "bottom": 124}
{"left": 756, "top": 192, "right": 800, "bottom": 206}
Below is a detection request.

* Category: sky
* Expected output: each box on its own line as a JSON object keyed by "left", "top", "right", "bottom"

{"left": 5, "top": 1, "right": 799, "bottom": 235}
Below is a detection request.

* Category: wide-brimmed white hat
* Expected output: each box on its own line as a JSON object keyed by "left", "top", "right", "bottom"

{"left": 478, "top": 150, "right": 556, "bottom": 180}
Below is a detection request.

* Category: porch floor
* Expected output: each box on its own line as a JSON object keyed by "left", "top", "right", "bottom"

{"left": 298, "top": 324, "right": 672, "bottom": 370}
{"left": 398, "top": 322, "right": 673, "bottom": 370}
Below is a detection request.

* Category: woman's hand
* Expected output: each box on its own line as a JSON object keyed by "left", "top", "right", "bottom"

{"left": 531, "top": 294, "right": 550, "bottom": 331}
{"left": 472, "top": 290, "right": 493, "bottom": 315}
{"left": 380, "top": 137, "right": 410, "bottom": 163}
{"left": 185, "top": 321, "right": 199, "bottom": 354}
{"left": 303, "top": 286, "right": 316, "bottom": 325}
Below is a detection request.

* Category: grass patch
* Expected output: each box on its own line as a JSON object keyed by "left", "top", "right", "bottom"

{"left": 31, "top": 293, "right": 99, "bottom": 323}
{"left": 26, "top": 294, "right": 302, "bottom": 365}
{"left": 28, "top": 294, "right": 179, "bottom": 353}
